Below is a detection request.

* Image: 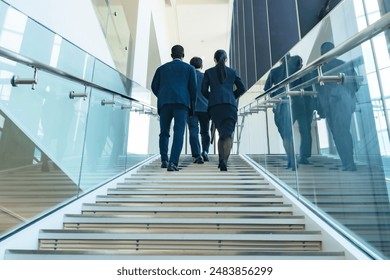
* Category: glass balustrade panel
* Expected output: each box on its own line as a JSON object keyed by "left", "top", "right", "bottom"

{"left": 79, "top": 89, "right": 128, "bottom": 191}
{"left": 126, "top": 108, "right": 156, "bottom": 169}
{"left": 242, "top": 0, "right": 390, "bottom": 258}
{"left": 0, "top": 62, "right": 87, "bottom": 237}
{"left": 0, "top": 0, "right": 159, "bottom": 238}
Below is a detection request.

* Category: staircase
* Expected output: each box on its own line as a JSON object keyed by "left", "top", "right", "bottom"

{"left": 4, "top": 155, "right": 345, "bottom": 259}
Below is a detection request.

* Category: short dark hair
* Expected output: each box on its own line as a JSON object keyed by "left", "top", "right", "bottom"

{"left": 171, "top": 45, "right": 185, "bottom": 59}
{"left": 190, "top": 57, "right": 203, "bottom": 69}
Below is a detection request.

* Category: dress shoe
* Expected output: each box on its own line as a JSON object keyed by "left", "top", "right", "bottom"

{"left": 193, "top": 156, "right": 204, "bottom": 164}
{"left": 167, "top": 162, "right": 179, "bottom": 171}
{"left": 285, "top": 159, "right": 298, "bottom": 170}
{"left": 219, "top": 161, "right": 227, "bottom": 171}
{"left": 161, "top": 161, "right": 168, "bottom": 168}
{"left": 41, "top": 162, "right": 50, "bottom": 172}
{"left": 298, "top": 157, "right": 310, "bottom": 164}
{"left": 342, "top": 164, "right": 357, "bottom": 171}
{"left": 202, "top": 151, "right": 209, "bottom": 162}
{"left": 291, "top": 165, "right": 297, "bottom": 171}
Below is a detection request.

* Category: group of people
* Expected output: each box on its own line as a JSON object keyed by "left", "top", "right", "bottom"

{"left": 151, "top": 45, "right": 246, "bottom": 172}
{"left": 264, "top": 42, "right": 359, "bottom": 172}
{"left": 152, "top": 41, "right": 359, "bottom": 173}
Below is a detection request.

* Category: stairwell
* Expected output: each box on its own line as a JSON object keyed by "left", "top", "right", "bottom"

{"left": 4, "top": 155, "right": 346, "bottom": 259}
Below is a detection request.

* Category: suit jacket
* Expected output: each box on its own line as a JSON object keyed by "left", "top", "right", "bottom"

{"left": 151, "top": 59, "right": 197, "bottom": 114}
{"left": 264, "top": 64, "right": 285, "bottom": 97}
{"left": 316, "top": 58, "right": 358, "bottom": 118}
{"left": 201, "top": 66, "right": 246, "bottom": 109}
{"left": 194, "top": 70, "right": 208, "bottom": 112}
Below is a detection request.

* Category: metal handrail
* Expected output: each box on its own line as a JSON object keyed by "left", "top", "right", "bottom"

{"left": 0, "top": 46, "right": 158, "bottom": 115}
{"left": 252, "top": 12, "right": 390, "bottom": 102}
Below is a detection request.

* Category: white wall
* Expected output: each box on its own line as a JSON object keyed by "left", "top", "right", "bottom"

{"left": 4, "top": 0, "right": 115, "bottom": 67}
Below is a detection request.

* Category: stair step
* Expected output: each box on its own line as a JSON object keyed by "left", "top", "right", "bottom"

{"left": 106, "top": 189, "right": 277, "bottom": 196}
{"left": 4, "top": 249, "right": 345, "bottom": 260}
{"left": 116, "top": 183, "right": 271, "bottom": 188}
{"left": 37, "top": 230, "right": 323, "bottom": 252}
{"left": 122, "top": 179, "right": 265, "bottom": 185}
{"left": 64, "top": 214, "right": 304, "bottom": 221}
{"left": 81, "top": 205, "right": 294, "bottom": 217}
{"left": 62, "top": 215, "right": 306, "bottom": 231}
{"left": 128, "top": 175, "right": 263, "bottom": 179}
{"left": 95, "top": 196, "right": 284, "bottom": 203}
{"left": 38, "top": 230, "right": 322, "bottom": 240}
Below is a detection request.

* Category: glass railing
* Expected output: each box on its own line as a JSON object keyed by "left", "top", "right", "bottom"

{"left": 238, "top": 0, "right": 390, "bottom": 259}
{"left": 0, "top": 1, "right": 158, "bottom": 239}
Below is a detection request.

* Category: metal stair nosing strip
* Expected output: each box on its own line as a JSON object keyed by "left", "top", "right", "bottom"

{"left": 62, "top": 215, "right": 306, "bottom": 225}
{"left": 4, "top": 249, "right": 345, "bottom": 260}
{"left": 94, "top": 196, "right": 285, "bottom": 203}
{"left": 79, "top": 205, "right": 296, "bottom": 218}
{"left": 121, "top": 180, "right": 266, "bottom": 185}
{"left": 127, "top": 175, "right": 263, "bottom": 179}
{"left": 80, "top": 204, "right": 294, "bottom": 212}
{"left": 116, "top": 183, "right": 271, "bottom": 188}
{"left": 37, "top": 230, "right": 323, "bottom": 245}
{"left": 106, "top": 189, "right": 277, "bottom": 195}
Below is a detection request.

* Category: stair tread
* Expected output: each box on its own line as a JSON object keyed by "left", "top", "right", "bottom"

{"left": 81, "top": 205, "right": 293, "bottom": 211}
{"left": 4, "top": 249, "right": 345, "bottom": 260}
{"left": 63, "top": 215, "right": 305, "bottom": 223}
{"left": 39, "top": 230, "right": 323, "bottom": 240}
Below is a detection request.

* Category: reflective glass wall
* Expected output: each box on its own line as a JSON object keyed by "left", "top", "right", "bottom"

{"left": 238, "top": 0, "right": 390, "bottom": 259}
{"left": 0, "top": 1, "right": 157, "bottom": 238}
{"left": 91, "top": 0, "right": 133, "bottom": 77}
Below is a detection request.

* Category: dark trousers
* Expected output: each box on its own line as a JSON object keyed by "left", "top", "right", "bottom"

{"left": 273, "top": 101, "right": 295, "bottom": 168}
{"left": 159, "top": 104, "right": 188, "bottom": 165}
{"left": 293, "top": 98, "right": 314, "bottom": 160}
{"left": 295, "top": 115, "right": 312, "bottom": 159}
{"left": 318, "top": 88, "right": 355, "bottom": 168}
{"left": 187, "top": 112, "right": 211, "bottom": 157}
{"left": 274, "top": 97, "right": 314, "bottom": 166}
{"left": 327, "top": 108, "right": 354, "bottom": 168}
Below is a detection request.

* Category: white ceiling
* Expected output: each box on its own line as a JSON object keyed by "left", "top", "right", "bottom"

{"left": 167, "top": 0, "right": 233, "bottom": 71}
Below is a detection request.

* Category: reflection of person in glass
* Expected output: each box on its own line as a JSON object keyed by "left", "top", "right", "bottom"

{"left": 290, "top": 58, "right": 315, "bottom": 165}
{"left": 316, "top": 42, "right": 360, "bottom": 171}
{"left": 264, "top": 54, "right": 314, "bottom": 170}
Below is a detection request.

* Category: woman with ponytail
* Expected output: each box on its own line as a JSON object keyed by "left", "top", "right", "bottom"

{"left": 201, "top": 49, "right": 246, "bottom": 171}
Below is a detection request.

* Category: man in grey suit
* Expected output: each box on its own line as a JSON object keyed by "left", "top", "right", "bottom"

{"left": 151, "top": 45, "right": 197, "bottom": 171}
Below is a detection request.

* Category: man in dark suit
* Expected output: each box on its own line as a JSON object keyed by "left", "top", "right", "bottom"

{"left": 316, "top": 42, "right": 359, "bottom": 171}
{"left": 151, "top": 45, "right": 197, "bottom": 171}
{"left": 264, "top": 54, "right": 314, "bottom": 170}
{"left": 264, "top": 57, "right": 295, "bottom": 170}
{"left": 187, "top": 56, "right": 210, "bottom": 164}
